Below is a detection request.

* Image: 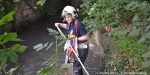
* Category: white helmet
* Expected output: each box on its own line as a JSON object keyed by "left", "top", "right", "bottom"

{"left": 61, "top": 6, "right": 78, "bottom": 19}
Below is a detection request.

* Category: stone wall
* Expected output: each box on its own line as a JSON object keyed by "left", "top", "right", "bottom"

{"left": 15, "top": 0, "right": 41, "bottom": 28}
{"left": 0, "top": 0, "right": 41, "bottom": 34}
{"left": 0, "top": 0, "right": 82, "bottom": 34}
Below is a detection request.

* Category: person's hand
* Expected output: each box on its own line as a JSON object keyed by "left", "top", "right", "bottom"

{"left": 55, "top": 23, "right": 59, "bottom": 27}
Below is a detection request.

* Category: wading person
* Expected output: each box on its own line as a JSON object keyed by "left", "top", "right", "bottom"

{"left": 55, "top": 6, "right": 89, "bottom": 75}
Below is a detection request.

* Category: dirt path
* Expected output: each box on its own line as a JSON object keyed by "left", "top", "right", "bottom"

{"left": 4, "top": 11, "right": 102, "bottom": 75}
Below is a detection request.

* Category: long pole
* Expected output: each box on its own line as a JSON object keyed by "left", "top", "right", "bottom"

{"left": 56, "top": 25, "right": 89, "bottom": 75}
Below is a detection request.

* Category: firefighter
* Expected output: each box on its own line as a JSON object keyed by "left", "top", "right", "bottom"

{"left": 55, "top": 6, "right": 89, "bottom": 75}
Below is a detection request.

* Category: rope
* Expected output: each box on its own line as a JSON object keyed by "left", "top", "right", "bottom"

{"left": 55, "top": 25, "right": 89, "bottom": 75}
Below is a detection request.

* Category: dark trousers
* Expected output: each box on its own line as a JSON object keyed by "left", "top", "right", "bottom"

{"left": 73, "top": 45, "right": 89, "bottom": 75}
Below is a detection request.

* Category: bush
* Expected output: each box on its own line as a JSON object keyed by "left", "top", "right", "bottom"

{"left": 80, "top": 0, "right": 150, "bottom": 73}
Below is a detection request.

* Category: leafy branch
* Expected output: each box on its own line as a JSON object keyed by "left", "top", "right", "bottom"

{"left": 0, "top": 11, "right": 27, "bottom": 75}
{"left": 34, "top": 28, "right": 69, "bottom": 75}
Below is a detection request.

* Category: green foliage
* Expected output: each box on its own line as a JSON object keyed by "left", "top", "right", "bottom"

{"left": 38, "top": 66, "right": 68, "bottom": 75}
{"left": 102, "top": 36, "right": 148, "bottom": 72}
{"left": 36, "top": 0, "right": 46, "bottom": 6}
{"left": 0, "top": 0, "right": 19, "bottom": 19}
{"left": 34, "top": 28, "right": 69, "bottom": 75}
{"left": 37, "top": 49, "right": 68, "bottom": 75}
{"left": 47, "top": 28, "right": 65, "bottom": 40}
{"left": 0, "top": 32, "right": 28, "bottom": 68}
{"left": 0, "top": 32, "right": 23, "bottom": 44}
{"left": 0, "top": 11, "right": 27, "bottom": 75}
{"left": 142, "top": 50, "right": 150, "bottom": 58}
{"left": 80, "top": 0, "right": 150, "bottom": 73}
{"left": 0, "top": 0, "right": 20, "bottom": 33}
{"left": 0, "top": 0, "right": 5, "bottom": 18}
{"left": 142, "top": 59, "right": 150, "bottom": 68}
{"left": 81, "top": 0, "right": 150, "bottom": 35}
{"left": 13, "top": 0, "right": 20, "bottom": 2}
{"left": 39, "top": 0, "right": 70, "bottom": 15}
{"left": 10, "top": 44, "right": 27, "bottom": 53}
{"left": 142, "top": 50, "right": 150, "bottom": 68}
{"left": 34, "top": 42, "right": 53, "bottom": 51}
{"left": 0, "top": 32, "right": 27, "bottom": 75}
{"left": 47, "top": 28, "right": 58, "bottom": 37}
{"left": 0, "top": 11, "right": 15, "bottom": 26}
{"left": 7, "top": 66, "right": 18, "bottom": 75}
